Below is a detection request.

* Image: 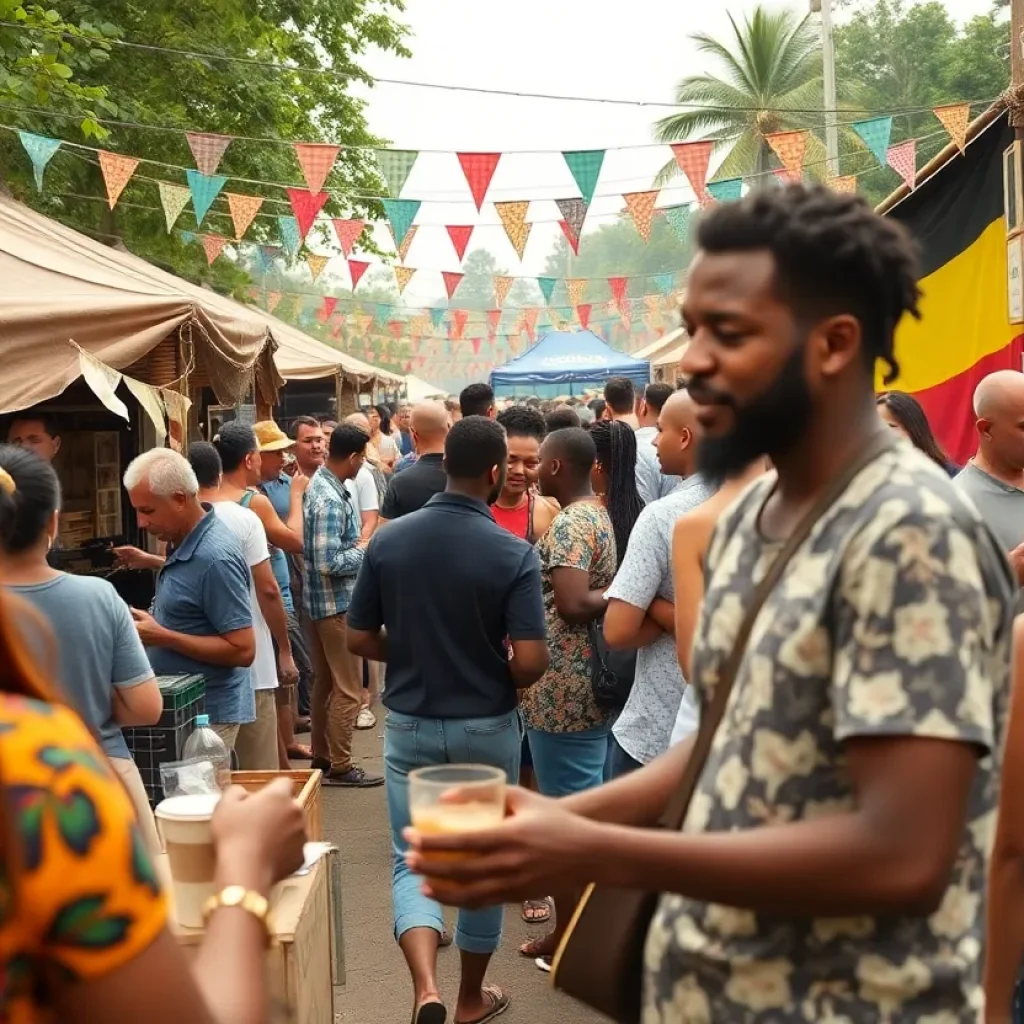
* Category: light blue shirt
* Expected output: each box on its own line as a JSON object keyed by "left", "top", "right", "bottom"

{"left": 634, "top": 426, "right": 681, "bottom": 504}
{"left": 260, "top": 473, "right": 295, "bottom": 613}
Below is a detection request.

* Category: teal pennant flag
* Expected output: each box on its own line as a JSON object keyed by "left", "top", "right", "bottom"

{"left": 852, "top": 116, "right": 894, "bottom": 167}
{"left": 186, "top": 169, "right": 227, "bottom": 227}
{"left": 18, "top": 131, "right": 61, "bottom": 191}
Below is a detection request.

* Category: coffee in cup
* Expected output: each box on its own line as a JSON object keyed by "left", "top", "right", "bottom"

{"left": 155, "top": 792, "right": 221, "bottom": 928}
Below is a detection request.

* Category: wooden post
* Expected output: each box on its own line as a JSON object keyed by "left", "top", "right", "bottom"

{"left": 1013, "top": 0, "right": 1024, "bottom": 130}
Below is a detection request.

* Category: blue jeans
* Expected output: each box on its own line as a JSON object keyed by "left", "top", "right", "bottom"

{"left": 384, "top": 709, "right": 521, "bottom": 954}
{"left": 526, "top": 724, "right": 609, "bottom": 798}
{"left": 607, "top": 735, "right": 643, "bottom": 779}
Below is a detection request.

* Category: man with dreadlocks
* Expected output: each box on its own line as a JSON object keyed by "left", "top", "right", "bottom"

{"left": 404, "top": 185, "right": 1014, "bottom": 1023}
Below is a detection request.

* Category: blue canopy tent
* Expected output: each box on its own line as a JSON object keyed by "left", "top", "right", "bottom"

{"left": 489, "top": 330, "right": 650, "bottom": 398}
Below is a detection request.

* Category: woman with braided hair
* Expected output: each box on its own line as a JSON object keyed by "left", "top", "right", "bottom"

{"left": 588, "top": 419, "right": 644, "bottom": 565}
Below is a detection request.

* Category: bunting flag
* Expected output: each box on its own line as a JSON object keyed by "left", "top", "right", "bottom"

{"left": 662, "top": 204, "right": 692, "bottom": 245}
{"left": 318, "top": 296, "right": 338, "bottom": 322}
{"left": 567, "top": 278, "right": 587, "bottom": 308}
{"left": 644, "top": 294, "right": 662, "bottom": 318}
{"left": 394, "top": 265, "right": 416, "bottom": 294}
{"left": 225, "top": 193, "right": 264, "bottom": 240}
{"left": 706, "top": 178, "right": 743, "bottom": 203}
{"left": 934, "top": 103, "right": 971, "bottom": 153}
{"left": 522, "top": 307, "right": 539, "bottom": 342}
{"left": 429, "top": 307, "right": 446, "bottom": 330}
{"left": 185, "top": 132, "right": 232, "bottom": 176}
{"left": 557, "top": 197, "right": 587, "bottom": 241}
{"left": 267, "top": 291, "right": 282, "bottom": 314}
{"left": 180, "top": 230, "right": 197, "bottom": 245}
{"left": 471, "top": 338, "right": 482, "bottom": 356}
{"left": 286, "top": 188, "right": 329, "bottom": 242}
{"left": 457, "top": 153, "right": 501, "bottom": 210}
{"left": 652, "top": 272, "right": 676, "bottom": 296}
{"left": 185, "top": 169, "right": 227, "bottom": 226}
{"left": 18, "top": 131, "right": 61, "bottom": 191}
{"left": 201, "top": 234, "right": 228, "bottom": 265}
{"left": 487, "top": 309, "right": 501, "bottom": 338}
{"left": 332, "top": 218, "right": 365, "bottom": 257}
{"left": 537, "top": 277, "right": 558, "bottom": 305}
{"left": 98, "top": 151, "right": 139, "bottom": 209}
{"left": 375, "top": 149, "right": 419, "bottom": 197}
{"left": 887, "top": 139, "right": 917, "bottom": 190}
{"left": 451, "top": 308, "right": 469, "bottom": 340}
{"left": 766, "top": 130, "right": 808, "bottom": 178}
{"left": 773, "top": 167, "right": 801, "bottom": 185}
{"left": 442, "top": 271, "right": 464, "bottom": 300}
{"left": 559, "top": 219, "right": 580, "bottom": 255}
{"left": 306, "top": 253, "right": 329, "bottom": 282}
{"left": 608, "top": 276, "right": 628, "bottom": 309}
{"left": 382, "top": 198, "right": 421, "bottom": 248}
{"left": 495, "top": 201, "right": 531, "bottom": 259}
{"left": 157, "top": 182, "right": 192, "bottom": 233}
{"left": 255, "top": 245, "right": 282, "bottom": 273}
{"left": 294, "top": 143, "right": 340, "bottom": 193}
{"left": 396, "top": 225, "right": 419, "bottom": 262}
{"left": 562, "top": 150, "right": 604, "bottom": 205}
{"left": 852, "top": 116, "right": 894, "bottom": 167}
{"left": 348, "top": 258, "right": 370, "bottom": 289}
{"left": 828, "top": 175, "right": 858, "bottom": 195}
{"left": 576, "top": 303, "right": 593, "bottom": 329}
{"left": 446, "top": 225, "right": 474, "bottom": 261}
{"left": 671, "top": 141, "right": 713, "bottom": 201}
{"left": 623, "top": 190, "right": 659, "bottom": 242}
{"left": 494, "top": 275, "right": 514, "bottom": 308}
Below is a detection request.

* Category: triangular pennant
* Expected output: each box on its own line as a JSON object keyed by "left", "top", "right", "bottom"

{"left": 773, "top": 166, "right": 801, "bottom": 185}
{"left": 456, "top": 153, "right": 501, "bottom": 211}
{"left": 522, "top": 307, "right": 540, "bottom": 343}
{"left": 277, "top": 216, "right": 301, "bottom": 257}
{"left": 429, "top": 307, "right": 446, "bottom": 330}
{"left": 471, "top": 337, "right": 482, "bottom": 356}
{"left": 623, "top": 190, "right": 659, "bottom": 242}
{"left": 887, "top": 139, "right": 917, "bottom": 190}
{"left": 382, "top": 198, "right": 421, "bottom": 248}
{"left": 332, "top": 218, "right": 365, "bottom": 257}
{"left": 267, "top": 291, "right": 283, "bottom": 314}
{"left": 394, "top": 265, "right": 416, "bottom": 294}
{"left": 446, "top": 225, "right": 474, "bottom": 261}
{"left": 201, "top": 234, "right": 228, "bottom": 265}
{"left": 559, "top": 219, "right": 580, "bottom": 255}
{"left": 556, "top": 198, "right": 587, "bottom": 241}
{"left": 576, "top": 303, "right": 592, "bottom": 329}
{"left": 98, "top": 150, "right": 139, "bottom": 209}
{"left": 494, "top": 201, "right": 531, "bottom": 260}
{"left": 348, "top": 259, "right": 370, "bottom": 289}
{"left": 286, "top": 188, "right": 329, "bottom": 242}
{"left": 185, "top": 169, "right": 227, "bottom": 227}
{"left": 852, "top": 116, "right": 893, "bottom": 167}
{"left": 306, "top": 253, "right": 330, "bottom": 282}
{"left": 828, "top": 176, "right": 858, "bottom": 195}
{"left": 934, "top": 103, "right": 971, "bottom": 154}
{"left": 608, "top": 277, "right": 629, "bottom": 309}
{"left": 652, "top": 272, "right": 676, "bottom": 296}
{"left": 18, "top": 131, "right": 61, "bottom": 191}
{"left": 257, "top": 245, "right": 282, "bottom": 272}
{"left": 765, "top": 130, "right": 808, "bottom": 177}
{"left": 487, "top": 309, "right": 501, "bottom": 339}
{"left": 644, "top": 294, "right": 662, "bottom": 318}
{"left": 293, "top": 143, "right": 340, "bottom": 194}
{"left": 157, "top": 182, "right": 192, "bottom": 233}
{"left": 388, "top": 319, "right": 404, "bottom": 341}
{"left": 318, "top": 296, "right": 338, "bottom": 323}
{"left": 186, "top": 132, "right": 232, "bottom": 176}
{"left": 670, "top": 141, "right": 713, "bottom": 201}
{"left": 396, "top": 224, "right": 419, "bottom": 263}
{"left": 494, "top": 275, "right": 514, "bottom": 308}
{"left": 562, "top": 150, "right": 605, "bottom": 204}
{"left": 537, "top": 277, "right": 558, "bottom": 305}
{"left": 180, "top": 230, "right": 197, "bottom": 246}
{"left": 442, "top": 271, "right": 464, "bottom": 301}
{"left": 225, "top": 193, "right": 264, "bottom": 239}
{"left": 567, "top": 278, "right": 587, "bottom": 308}
{"left": 706, "top": 177, "right": 743, "bottom": 203}
{"left": 375, "top": 150, "right": 419, "bottom": 197}
{"left": 451, "top": 309, "right": 469, "bottom": 340}
{"left": 663, "top": 204, "right": 693, "bottom": 244}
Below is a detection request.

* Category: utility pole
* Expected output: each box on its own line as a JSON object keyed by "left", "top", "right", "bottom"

{"left": 812, "top": 0, "right": 840, "bottom": 176}
{"left": 1012, "top": 0, "right": 1024, "bottom": 132}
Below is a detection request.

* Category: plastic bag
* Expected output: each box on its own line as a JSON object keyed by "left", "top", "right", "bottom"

{"left": 160, "top": 757, "right": 219, "bottom": 798}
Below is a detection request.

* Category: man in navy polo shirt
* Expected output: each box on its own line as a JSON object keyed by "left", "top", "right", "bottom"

{"left": 347, "top": 416, "right": 549, "bottom": 1024}
{"left": 123, "top": 448, "right": 255, "bottom": 751}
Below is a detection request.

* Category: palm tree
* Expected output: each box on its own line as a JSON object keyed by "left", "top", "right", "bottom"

{"left": 655, "top": 6, "right": 834, "bottom": 184}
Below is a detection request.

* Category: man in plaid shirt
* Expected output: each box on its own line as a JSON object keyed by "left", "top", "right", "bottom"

{"left": 303, "top": 422, "right": 384, "bottom": 787}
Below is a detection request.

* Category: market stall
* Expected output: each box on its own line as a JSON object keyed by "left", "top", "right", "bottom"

{"left": 404, "top": 374, "right": 446, "bottom": 401}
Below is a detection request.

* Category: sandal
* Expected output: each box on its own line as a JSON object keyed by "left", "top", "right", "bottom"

{"left": 286, "top": 743, "right": 313, "bottom": 760}
{"left": 521, "top": 897, "right": 552, "bottom": 924}
{"left": 518, "top": 933, "right": 556, "bottom": 959}
{"left": 413, "top": 1000, "right": 447, "bottom": 1024}
{"left": 454, "top": 986, "right": 510, "bottom": 1024}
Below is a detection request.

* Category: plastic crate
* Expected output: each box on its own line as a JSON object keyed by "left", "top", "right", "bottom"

{"left": 153, "top": 674, "right": 205, "bottom": 730}
{"left": 125, "top": 717, "right": 203, "bottom": 807}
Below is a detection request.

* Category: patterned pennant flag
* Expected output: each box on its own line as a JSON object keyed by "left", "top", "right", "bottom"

{"left": 556, "top": 198, "right": 587, "bottom": 241}
{"left": 562, "top": 150, "right": 605, "bottom": 205}
{"left": 567, "top": 278, "right": 587, "bottom": 308}
{"left": 773, "top": 166, "right": 801, "bottom": 185}
{"left": 429, "top": 307, "right": 446, "bottom": 330}
{"left": 934, "top": 103, "right": 971, "bottom": 153}
{"left": 332, "top": 218, "right": 365, "bottom": 257}
{"left": 375, "top": 150, "right": 419, "bottom": 197}
{"left": 394, "top": 265, "right": 416, "bottom": 294}
{"left": 185, "top": 169, "right": 227, "bottom": 227}
{"left": 576, "top": 303, "right": 592, "bottom": 330}
{"left": 852, "top": 116, "right": 893, "bottom": 167}
{"left": 559, "top": 219, "right": 580, "bottom": 255}
{"left": 267, "top": 291, "right": 283, "bottom": 314}
{"left": 382, "top": 198, "right": 420, "bottom": 248}
{"left": 494, "top": 275, "right": 514, "bottom": 308}
{"left": 487, "top": 309, "right": 501, "bottom": 339}
{"left": 653, "top": 272, "right": 676, "bottom": 296}
{"left": 644, "top": 294, "right": 662, "bottom": 318}
{"left": 294, "top": 143, "right": 340, "bottom": 194}
{"left": 18, "top": 131, "right": 61, "bottom": 191}
{"left": 623, "top": 191, "right": 659, "bottom": 242}
{"left": 306, "top": 253, "right": 330, "bottom": 282}
{"left": 446, "top": 225, "right": 474, "bottom": 261}
{"left": 186, "top": 132, "right": 232, "bottom": 176}
{"left": 157, "top": 182, "right": 192, "bottom": 233}
{"left": 495, "top": 201, "right": 531, "bottom": 259}
{"left": 201, "top": 234, "right": 228, "bottom": 265}
{"left": 346, "top": 258, "right": 367, "bottom": 289}
{"left": 887, "top": 139, "right": 917, "bottom": 189}
{"left": 706, "top": 178, "right": 743, "bottom": 203}
{"left": 537, "top": 277, "right": 558, "bottom": 305}
{"left": 766, "top": 130, "right": 808, "bottom": 178}
{"left": 287, "top": 188, "right": 329, "bottom": 242}
{"left": 277, "top": 215, "right": 301, "bottom": 256}
{"left": 451, "top": 308, "right": 469, "bottom": 340}
{"left": 256, "top": 245, "right": 282, "bottom": 273}
{"left": 319, "top": 296, "right": 339, "bottom": 322}
{"left": 828, "top": 176, "right": 858, "bottom": 195}
{"left": 388, "top": 319, "right": 404, "bottom": 341}
{"left": 396, "top": 225, "right": 419, "bottom": 263}
{"left": 663, "top": 204, "right": 692, "bottom": 244}
{"left": 225, "top": 193, "right": 263, "bottom": 239}
{"left": 608, "top": 277, "right": 629, "bottom": 309}
{"left": 98, "top": 151, "right": 139, "bottom": 209}
{"left": 670, "top": 141, "right": 713, "bottom": 201}
{"left": 442, "top": 271, "right": 464, "bottom": 301}
{"left": 456, "top": 153, "right": 501, "bottom": 211}
{"left": 522, "top": 307, "right": 540, "bottom": 342}
{"left": 180, "top": 230, "right": 197, "bottom": 245}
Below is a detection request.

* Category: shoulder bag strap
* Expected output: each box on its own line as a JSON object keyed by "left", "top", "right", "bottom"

{"left": 658, "top": 431, "right": 896, "bottom": 830}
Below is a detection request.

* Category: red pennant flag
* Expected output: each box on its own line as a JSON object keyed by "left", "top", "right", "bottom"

{"left": 559, "top": 219, "right": 580, "bottom": 255}
{"left": 332, "top": 218, "right": 365, "bottom": 256}
{"left": 446, "top": 225, "right": 474, "bottom": 261}
{"left": 294, "top": 143, "right": 340, "bottom": 194}
{"left": 442, "top": 271, "right": 464, "bottom": 300}
{"left": 452, "top": 309, "right": 469, "bottom": 340}
{"left": 286, "top": 188, "right": 329, "bottom": 242}
{"left": 670, "top": 141, "right": 713, "bottom": 202}
{"left": 388, "top": 319, "right": 403, "bottom": 340}
{"left": 456, "top": 153, "right": 501, "bottom": 211}
{"left": 576, "top": 303, "right": 592, "bottom": 329}
{"left": 487, "top": 309, "right": 501, "bottom": 339}
{"left": 348, "top": 259, "right": 369, "bottom": 289}
{"left": 522, "top": 307, "right": 539, "bottom": 342}
{"left": 471, "top": 338, "right": 482, "bottom": 355}
{"left": 318, "top": 296, "right": 338, "bottom": 323}
{"left": 608, "top": 277, "right": 628, "bottom": 308}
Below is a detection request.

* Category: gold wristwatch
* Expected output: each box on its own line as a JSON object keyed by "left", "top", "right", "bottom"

{"left": 202, "top": 885, "right": 274, "bottom": 937}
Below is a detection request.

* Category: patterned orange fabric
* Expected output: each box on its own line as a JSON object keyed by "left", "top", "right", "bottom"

{"left": 0, "top": 695, "right": 167, "bottom": 1022}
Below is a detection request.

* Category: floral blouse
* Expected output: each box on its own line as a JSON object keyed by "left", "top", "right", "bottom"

{"left": 520, "top": 500, "right": 616, "bottom": 734}
{"left": 0, "top": 695, "right": 167, "bottom": 1022}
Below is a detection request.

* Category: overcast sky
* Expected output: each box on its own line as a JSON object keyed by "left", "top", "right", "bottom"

{"left": 346, "top": 0, "right": 997, "bottom": 299}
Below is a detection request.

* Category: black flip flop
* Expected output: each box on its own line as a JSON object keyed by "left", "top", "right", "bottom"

{"left": 414, "top": 1000, "right": 447, "bottom": 1024}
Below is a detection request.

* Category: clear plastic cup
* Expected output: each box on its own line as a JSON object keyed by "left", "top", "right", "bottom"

{"left": 408, "top": 764, "right": 507, "bottom": 861}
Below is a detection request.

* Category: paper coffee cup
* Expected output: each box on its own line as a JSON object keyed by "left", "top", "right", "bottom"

{"left": 155, "top": 793, "right": 221, "bottom": 928}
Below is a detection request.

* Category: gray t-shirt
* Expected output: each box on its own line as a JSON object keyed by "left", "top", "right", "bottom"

{"left": 11, "top": 574, "right": 154, "bottom": 759}
{"left": 606, "top": 474, "right": 714, "bottom": 763}
{"left": 635, "top": 426, "right": 681, "bottom": 505}
{"left": 954, "top": 461, "right": 1024, "bottom": 551}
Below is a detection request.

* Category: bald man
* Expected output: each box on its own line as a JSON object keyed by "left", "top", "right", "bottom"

{"left": 955, "top": 370, "right": 1024, "bottom": 587}
{"left": 380, "top": 401, "right": 451, "bottom": 521}
{"left": 602, "top": 388, "right": 718, "bottom": 775}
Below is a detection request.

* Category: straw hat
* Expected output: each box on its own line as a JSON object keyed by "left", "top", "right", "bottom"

{"left": 253, "top": 420, "right": 293, "bottom": 452}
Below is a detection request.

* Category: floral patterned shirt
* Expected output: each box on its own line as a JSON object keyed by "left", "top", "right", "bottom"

{"left": 643, "top": 444, "right": 1014, "bottom": 1023}
{"left": 520, "top": 500, "right": 616, "bottom": 734}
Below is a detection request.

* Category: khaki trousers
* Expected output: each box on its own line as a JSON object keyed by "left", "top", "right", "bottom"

{"left": 111, "top": 756, "right": 163, "bottom": 859}
{"left": 211, "top": 722, "right": 241, "bottom": 751}
{"left": 308, "top": 613, "right": 362, "bottom": 772}
{"left": 235, "top": 690, "right": 280, "bottom": 771}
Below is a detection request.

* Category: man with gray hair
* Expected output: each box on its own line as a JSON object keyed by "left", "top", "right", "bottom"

{"left": 123, "top": 447, "right": 256, "bottom": 751}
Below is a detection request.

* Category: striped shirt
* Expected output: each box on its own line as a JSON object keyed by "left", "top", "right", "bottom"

{"left": 302, "top": 466, "right": 364, "bottom": 620}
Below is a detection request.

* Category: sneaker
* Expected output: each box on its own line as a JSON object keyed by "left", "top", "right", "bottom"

{"left": 323, "top": 766, "right": 384, "bottom": 788}
{"left": 356, "top": 707, "right": 377, "bottom": 730}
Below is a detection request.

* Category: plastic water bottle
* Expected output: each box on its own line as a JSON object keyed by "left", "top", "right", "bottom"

{"left": 182, "top": 714, "right": 232, "bottom": 791}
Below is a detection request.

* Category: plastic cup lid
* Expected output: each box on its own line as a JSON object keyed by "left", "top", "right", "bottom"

{"left": 155, "top": 793, "right": 221, "bottom": 821}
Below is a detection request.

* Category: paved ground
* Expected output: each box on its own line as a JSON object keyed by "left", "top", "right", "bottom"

{"left": 322, "top": 724, "right": 604, "bottom": 1024}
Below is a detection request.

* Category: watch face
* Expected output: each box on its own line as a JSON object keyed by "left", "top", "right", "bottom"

{"left": 221, "top": 885, "right": 247, "bottom": 906}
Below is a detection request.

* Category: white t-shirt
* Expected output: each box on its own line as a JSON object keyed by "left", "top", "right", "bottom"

{"left": 345, "top": 464, "right": 380, "bottom": 518}
{"left": 213, "top": 502, "right": 277, "bottom": 691}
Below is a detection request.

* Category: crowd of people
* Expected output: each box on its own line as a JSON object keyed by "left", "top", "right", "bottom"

{"left": 4, "top": 184, "right": 1024, "bottom": 1022}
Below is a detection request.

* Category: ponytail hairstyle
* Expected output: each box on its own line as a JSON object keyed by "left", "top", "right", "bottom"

{"left": 0, "top": 444, "right": 61, "bottom": 556}
{"left": 589, "top": 420, "right": 643, "bottom": 565}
